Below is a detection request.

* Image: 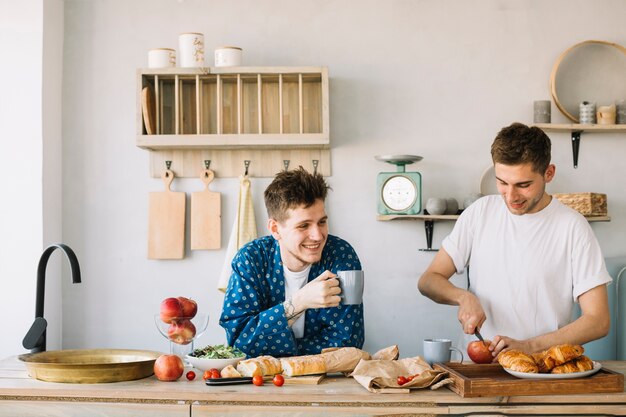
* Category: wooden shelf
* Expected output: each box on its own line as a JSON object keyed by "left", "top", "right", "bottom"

{"left": 533, "top": 123, "right": 626, "bottom": 133}
{"left": 377, "top": 214, "right": 459, "bottom": 221}
{"left": 137, "top": 66, "right": 330, "bottom": 177}
{"left": 377, "top": 213, "right": 610, "bottom": 251}
{"left": 533, "top": 123, "right": 626, "bottom": 169}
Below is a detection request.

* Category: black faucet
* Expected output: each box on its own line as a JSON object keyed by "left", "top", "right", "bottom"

{"left": 22, "top": 244, "right": 82, "bottom": 353}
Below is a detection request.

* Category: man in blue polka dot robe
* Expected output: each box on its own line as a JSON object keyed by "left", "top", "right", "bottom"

{"left": 219, "top": 167, "right": 364, "bottom": 357}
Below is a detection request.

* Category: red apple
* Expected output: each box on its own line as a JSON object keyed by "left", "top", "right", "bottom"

{"left": 160, "top": 297, "right": 183, "bottom": 323}
{"left": 153, "top": 354, "right": 184, "bottom": 381}
{"left": 177, "top": 296, "right": 198, "bottom": 319}
{"left": 167, "top": 319, "right": 196, "bottom": 344}
{"left": 467, "top": 340, "right": 493, "bottom": 364}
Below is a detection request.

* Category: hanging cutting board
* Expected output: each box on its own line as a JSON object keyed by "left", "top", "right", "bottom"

{"left": 148, "top": 169, "right": 185, "bottom": 259}
{"left": 142, "top": 85, "right": 156, "bottom": 135}
{"left": 191, "top": 169, "right": 221, "bottom": 250}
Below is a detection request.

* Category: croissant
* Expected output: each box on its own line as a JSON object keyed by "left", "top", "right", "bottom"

{"left": 533, "top": 344, "right": 584, "bottom": 373}
{"left": 550, "top": 355, "right": 594, "bottom": 374}
{"left": 497, "top": 350, "right": 539, "bottom": 373}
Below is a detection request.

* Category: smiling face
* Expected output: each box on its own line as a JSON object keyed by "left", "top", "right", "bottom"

{"left": 495, "top": 162, "right": 555, "bottom": 215}
{"left": 268, "top": 199, "right": 328, "bottom": 272}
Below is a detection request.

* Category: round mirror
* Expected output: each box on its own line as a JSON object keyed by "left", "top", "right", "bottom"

{"left": 550, "top": 40, "right": 626, "bottom": 122}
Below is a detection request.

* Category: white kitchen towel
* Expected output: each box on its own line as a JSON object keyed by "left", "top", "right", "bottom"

{"left": 217, "top": 175, "right": 257, "bottom": 292}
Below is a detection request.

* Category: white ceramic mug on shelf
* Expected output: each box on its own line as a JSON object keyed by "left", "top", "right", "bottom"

{"left": 179, "top": 32, "right": 205, "bottom": 67}
{"left": 215, "top": 46, "right": 242, "bottom": 67}
{"left": 148, "top": 48, "right": 176, "bottom": 68}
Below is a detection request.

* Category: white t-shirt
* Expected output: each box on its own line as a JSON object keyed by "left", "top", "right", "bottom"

{"left": 284, "top": 264, "right": 311, "bottom": 339}
{"left": 442, "top": 195, "right": 611, "bottom": 349}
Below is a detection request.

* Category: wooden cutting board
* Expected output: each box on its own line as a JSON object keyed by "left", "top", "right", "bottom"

{"left": 262, "top": 374, "right": 325, "bottom": 385}
{"left": 191, "top": 169, "right": 221, "bottom": 250}
{"left": 148, "top": 169, "right": 185, "bottom": 259}
{"left": 142, "top": 85, "right": 156, "bottom": 135}
{"left": 434, "top": 362, "right": 624, "bottom": 398}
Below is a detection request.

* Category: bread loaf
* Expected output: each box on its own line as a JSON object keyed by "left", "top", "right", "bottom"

{"left": 236, "top": 355, "right": 282, "bottom": 377}
{"left": 280, "top": 354, "right": 326, "bottom": 377}
{"left": 497, "top": 350, "right": 539, "bottom": 373}
{"left": 220, "top": 364, "right": 242, "bottom": 378}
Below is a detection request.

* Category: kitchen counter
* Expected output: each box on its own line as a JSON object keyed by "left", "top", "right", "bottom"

{"left": 2, "top": 356, "right": 626, "bottom": 416}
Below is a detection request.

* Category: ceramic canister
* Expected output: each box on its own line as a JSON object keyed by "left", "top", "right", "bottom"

{"left": 148, "top": 48, "right": 176, "bottom": 68}
{"left": 579, "top": 101, "right": 596, "bottom": 124}
{"left": 179, "top": 32, "right": 205, "bottom": 67}
{"left": 215, "top": 46, "right": 242, "bottom": 67}
{"left": 617, "top": 100, "right": 626, "bottom": 124}
{"left": 533, "top": 100, "right": 551, "bottom": 123}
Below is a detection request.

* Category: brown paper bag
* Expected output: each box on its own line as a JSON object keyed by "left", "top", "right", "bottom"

{"left": 320, "top": 347, "right": 371, "bottom": 374}
{"left": 351, "top": 356, "right": 452, "bottom": 394}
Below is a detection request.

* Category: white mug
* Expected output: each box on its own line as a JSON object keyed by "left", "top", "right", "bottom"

{"left": 179, "top": 32, "right": 205, "bottom": 67}
{"left": 336, "top": 270, "right": 364, "bottom": 305}
{"left": 423, "top": 338, "right": 464, "bottom": 365}
{"left": 215, "top": 46, "right": 242, "bottom": 67}
{"left": 148, "top": 48, "right": 176, "bottom": 68}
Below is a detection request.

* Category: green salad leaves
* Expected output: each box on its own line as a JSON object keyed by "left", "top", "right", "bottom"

{"left": 190, "top": 344, "right": 245, "bottom": 359}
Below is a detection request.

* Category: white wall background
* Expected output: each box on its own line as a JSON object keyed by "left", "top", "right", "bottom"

{"left": 3, "top": 0, "right": 626, "bottom": 360}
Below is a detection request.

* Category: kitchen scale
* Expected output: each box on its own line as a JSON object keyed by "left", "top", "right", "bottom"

{"left": 375, "top": 155, "right": 423, "bottom": 215}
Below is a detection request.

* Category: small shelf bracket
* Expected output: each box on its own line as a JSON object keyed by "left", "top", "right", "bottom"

{"left": 571, "top": 130, "right": 582, "bottom": 169}
{"left": 418, "top": 220, "right": 438, "bottom": 252}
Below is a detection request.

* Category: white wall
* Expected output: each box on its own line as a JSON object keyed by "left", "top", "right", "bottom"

{"left": 4, "top": 0, "right": 626, "bottom": 359}
{"left": 0, "top": 0, "right": 44, "bottom": 359}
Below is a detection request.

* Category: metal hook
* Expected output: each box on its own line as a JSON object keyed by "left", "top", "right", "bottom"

{"left": 244, "top": 160, "right": 251, "bottom": 176}
{"left": 204, "top": 160, "right": 211, "bottom": 170}
{"left": 312, "top": 160, "right": 319, "bottom": 175}
{"left": 283, "top": 160, "right": 290, "bottom": 171}
{"left": 165, "top": 160, "right": 172, "bottom": 170}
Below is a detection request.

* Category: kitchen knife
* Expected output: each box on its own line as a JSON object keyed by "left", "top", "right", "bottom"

{"left": 474, "top": 329, "right": 487, "bottom": 346}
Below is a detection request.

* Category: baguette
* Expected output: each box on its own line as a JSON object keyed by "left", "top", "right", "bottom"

{"left": 280, "top": 354, "right": 327, "bottom": 377}
{"left": 220, "top": 364, "right": 242, "bottom": 378}
{"left": 236, "top": 355, "right": 282, "bottom": 377}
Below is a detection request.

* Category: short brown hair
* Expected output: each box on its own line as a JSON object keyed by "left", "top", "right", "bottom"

{"left": 491, "top": 122, "right": 551, "bottom": 174}
{"left": 264, "top": 167, "right": 330, "bottom": 222}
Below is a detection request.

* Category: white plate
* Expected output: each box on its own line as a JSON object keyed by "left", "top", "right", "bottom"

{"left": 503, "top": 361, "right": 602, "bottom": 379}
{"left": 479, "top": 165, "right": 497, "bottom": 195}
{"left": 375, "top": 155, "right": 423, "bottom": 164}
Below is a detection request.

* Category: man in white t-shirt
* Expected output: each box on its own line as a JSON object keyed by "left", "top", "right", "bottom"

{"left": 418, "top": 122, "right": 611, "bottom": 359}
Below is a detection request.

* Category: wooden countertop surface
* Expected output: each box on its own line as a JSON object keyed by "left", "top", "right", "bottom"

{"left": 2, "top": 356, "right": 626, "bottom": 409}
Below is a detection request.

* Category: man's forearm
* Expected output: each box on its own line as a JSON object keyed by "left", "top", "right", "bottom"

{"left": 418, "top": 272, "right": 469, "bottom": 306}
{"left": 525, "top": 313, "right": 610, "bottom": 353}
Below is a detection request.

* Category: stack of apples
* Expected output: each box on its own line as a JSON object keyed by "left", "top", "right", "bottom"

{"left": 160, "top": 296, "right": 198, "bottom": 345}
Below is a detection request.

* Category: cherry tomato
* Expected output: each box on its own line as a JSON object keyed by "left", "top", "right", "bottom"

{"left": 273, "top": 374, "right": 285, "bottom": 387}
{"left": 209, "top": 368, "right": 219, "bottom": 374}
{"left": 397, "top": 376, "right": 408, "bottom": 386}
{"left": 252, "top": 375, "right": 264, "bottom": 386}
{"left": 203, "top": 370, "right": 212, "bottom": 380}
{"left": 186, "top": 371, "right": 196, "bottom": 381}
{"left": 406, "top": 375, "right": 414, "bottom": 382}
{"left": 210, "top": 369, "right": 221, "bottom": 379}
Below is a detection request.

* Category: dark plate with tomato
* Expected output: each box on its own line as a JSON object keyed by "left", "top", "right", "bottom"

{"left": 205, "top": 376, "right": 253, "bottom": 385}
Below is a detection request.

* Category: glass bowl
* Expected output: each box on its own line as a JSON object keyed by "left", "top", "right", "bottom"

{"left": 153, "top": 313, "right": 209, "bottom": 363}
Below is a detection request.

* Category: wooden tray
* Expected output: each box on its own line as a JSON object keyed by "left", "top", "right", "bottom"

{"left": 433, "top": 362, "right": 624, "bottom": 398}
